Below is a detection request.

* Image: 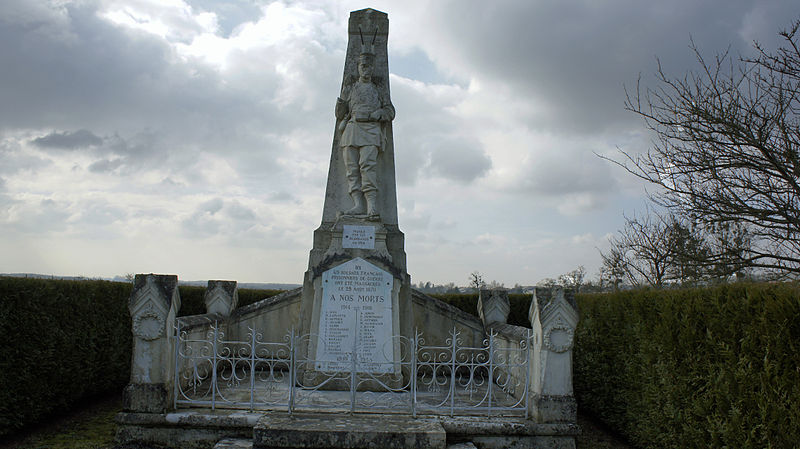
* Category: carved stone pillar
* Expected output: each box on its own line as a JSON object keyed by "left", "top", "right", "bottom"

{"left": 204, "top": 280, "right": 238, "bottom": 316}
{"left": 477, "top": 288, "right": 510, "bottom": 327}
{"left": 528, "top": 286, "right": 579, "bottom": 423}
{"left": 123, "top": 274, "right": 181, "bottom": 413}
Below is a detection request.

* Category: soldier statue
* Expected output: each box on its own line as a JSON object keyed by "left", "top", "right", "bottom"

{"left": 335, "top": 40, "right": 395, "bottom": 218}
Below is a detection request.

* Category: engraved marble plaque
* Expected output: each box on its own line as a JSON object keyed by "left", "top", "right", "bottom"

{"left": 315, "top": 257, "right": 393, "bottom": 373}
{"left": 342, "top": 225, "right": 375, "bottom": 249}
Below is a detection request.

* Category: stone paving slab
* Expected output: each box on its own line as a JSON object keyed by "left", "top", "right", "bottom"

{"left": 215, "top": 438, "right": 254, "bottom": 449}
{"left": 253, "top": 413, "right": 446, "bottom": 449}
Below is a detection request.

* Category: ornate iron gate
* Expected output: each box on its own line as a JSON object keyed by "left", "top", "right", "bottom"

{"left": 174, "top": 320, "right": 531, "bottom": 417}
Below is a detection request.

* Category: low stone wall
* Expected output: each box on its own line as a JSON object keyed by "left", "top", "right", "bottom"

{"left": 227, "top": 288, "right": 302, "bottom": 343}
{"left": 411, "top": 289, "right": 484, "bottom": 348}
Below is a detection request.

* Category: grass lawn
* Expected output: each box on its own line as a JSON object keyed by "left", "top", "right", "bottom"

{"left": 0, "top": 394, "right": 120, "bottom": 449}
{"left": 0, "top": 394, "right": 632, "bottom": 449}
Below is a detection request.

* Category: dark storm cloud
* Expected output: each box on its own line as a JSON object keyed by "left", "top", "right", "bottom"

{"left": 32, "top": 129, "right": 102, "bottom": 149}
{"left": 0, "top": 1, "right": 303, "bottom": 171}
{"left": 424, "top": 0, "right": 799, "bottom": 134}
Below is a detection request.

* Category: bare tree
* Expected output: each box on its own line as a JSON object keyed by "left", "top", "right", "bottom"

{"left": 599, "top": 247, "right": 630, "bottom": 291}
{"left": 468, "top": 271, "right": 485, "bottom": 290}
{"left": 601, "top": 209, "right": 682, "bottom": 287}
{"left": 607, "top": 19, "right": 800, "bottom": 275}
{"left": 601, "top": 208, "right": 753, "bottom": 288}
{"left": 558, "top": 266, "right": 586, "bottom": 292}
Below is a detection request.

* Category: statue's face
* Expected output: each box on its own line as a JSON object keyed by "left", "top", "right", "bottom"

{"left": 358, "top": 57, "right": 373, "bottom": 81}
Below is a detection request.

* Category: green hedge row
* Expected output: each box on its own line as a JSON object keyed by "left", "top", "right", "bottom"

{"left": 0, "top": 277, "right": 283, "bottom": 437}
{"left": 574, "top": 283, "right": 800, "bottom": 448}
{"left": 0, "top": 277, "right": 132, "bottom": 438}
{"left": 176, "top": 286, "right": 284, "bottom": 316}
{"left": 428, "top": 293, "right": 532, "bottom": 327}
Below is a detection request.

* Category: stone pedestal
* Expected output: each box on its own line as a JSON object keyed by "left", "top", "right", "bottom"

{"left": 528, "top": 287, "right": 579, "bottom": 423}
{"left": 298, "top": 218, "right": 412, "bottom": 389}
{"left": 124, "top": 274, "right": 181, "bottom": 413}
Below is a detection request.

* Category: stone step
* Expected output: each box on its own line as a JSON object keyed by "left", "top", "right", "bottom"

{"left": 253, "top": 413, "right": 446, "bottom": 449}
{"left": 215, "top": 438, "right": 254, "bottom": 449}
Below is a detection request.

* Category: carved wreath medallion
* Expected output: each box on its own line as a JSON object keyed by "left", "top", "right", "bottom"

{"left": 133, "top": 304, "right": 165, "bottom": 341}
{"left": 543, "top": 324, "right": 574, "bottom": 353}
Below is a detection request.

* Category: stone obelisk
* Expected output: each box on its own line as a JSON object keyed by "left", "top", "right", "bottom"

{"left": 297, "top": 8, "right": 412, "bottom": 389}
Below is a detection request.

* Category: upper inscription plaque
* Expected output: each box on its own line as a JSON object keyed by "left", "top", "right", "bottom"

{"left": 315, "top": 258, "right": 393, "bottom": 373}
{"left": 343, "top": 225, "right": 375, "bottom": 249}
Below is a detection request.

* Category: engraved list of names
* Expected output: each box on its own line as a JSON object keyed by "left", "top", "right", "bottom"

{"left": 315, "top": 257, "right": 394, "bottom": 373}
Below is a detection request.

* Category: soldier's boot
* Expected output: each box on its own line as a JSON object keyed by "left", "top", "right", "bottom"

{"left": 346, "top": 192, "right": 366, "bottom": 215}
{"left": 364, "top": 190, "right": 379, "bottom": 217}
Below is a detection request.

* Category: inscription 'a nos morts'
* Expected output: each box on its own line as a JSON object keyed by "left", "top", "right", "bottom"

{"left": 316, "top": 257, "right": 393, "bottom": 373}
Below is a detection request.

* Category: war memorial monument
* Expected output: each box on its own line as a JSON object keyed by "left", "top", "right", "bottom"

{"left": 116, "top": 9, "right": 580, "bottom": 449}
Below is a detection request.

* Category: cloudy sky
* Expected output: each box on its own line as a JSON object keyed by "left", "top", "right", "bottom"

{"left": 1, "top": 0, "right": 796, "bottom": 286}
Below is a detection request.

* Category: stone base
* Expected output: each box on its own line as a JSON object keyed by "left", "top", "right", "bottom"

{"left": 115, "top": 410, "right": 258, "bottom": 449}
{"left": 115, "top": 409, "right": 579, "bottom": 449}
{"left": 123, "top": 383, "right": 169, "bottom": 414}
{"left": 530, "top": 394, "right": 577, "bottom": 424}
{"left": 253, "top": 414, "right": 446, "bottom": 449}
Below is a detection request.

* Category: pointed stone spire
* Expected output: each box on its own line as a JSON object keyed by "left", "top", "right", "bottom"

{"left": 297, "top": 9, "right": 413, "bottom": 388}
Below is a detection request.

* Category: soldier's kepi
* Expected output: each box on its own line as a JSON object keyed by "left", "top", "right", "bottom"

{"left": 335, "top": 28, "right": 395, "bottom": 218}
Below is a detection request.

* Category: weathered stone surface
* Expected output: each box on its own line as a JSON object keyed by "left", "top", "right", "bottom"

{"left": 115, "top": 410, "right": 257, "bottom": 449}
{"left": 126, "top": 274, "right": 181, "bottom": 412}
{"left": 214, "top": 439, "right": 253, "bottom": 449}
{"left": 411, "top": 289, "right": 485, "bottom": 349}
{"left": 298, "top": 8, "right": 413, "bottom": 390}
{"left": 478, "top": 288, "right": 511, "bottom": 326}
{"left": 228, "top": 288, "right": 302, "bottom": 343}
{"left": 205, "top": 280, "right": 238, "bottom": 316}
{"left": 253, "top": 414, "right": 446, "bottom": 449}
{"left": 116, "top": 410, "right": 579, "bottom": 449}
{"left": 528, "top": 287, "right": 579, "bottom": 424}
{"left": 313, "top": 258, "right": 395, "bottom": 373}
{"left": 320, "top": 8, "right": 397, "bottom": 225}
{"left": 433, "top": 416, "right": 580, "bottom": 437}
{"left": 530, "top": 394, "right": 578, "bottom": 424}
{"left": 123, "top": 383, "right": 169, "bottom": 414}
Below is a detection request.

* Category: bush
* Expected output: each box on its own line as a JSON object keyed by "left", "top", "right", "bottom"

{"left": 428, "top": 292, "right": 532, "bottom": 327}
{"left": 0, "top": 277, "right": 132, "bottom": 437}
{"left": 0, "top": 277, "right": 285, "bottom": 437}
{"left": 177, "top": 286, "right": 284, "bottom": 316}
{"left": 574, "top": 283, "right": 800, "bottom": 448}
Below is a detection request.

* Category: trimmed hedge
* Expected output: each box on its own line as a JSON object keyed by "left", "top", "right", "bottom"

{"left": 574, "top": 283, "right": 800, "bottom": 448}
{"left": 0, "top": 278, "right": 285, "bottom": 437}
{"left": 428, "top": 292, "right": 532, "bottom": 327}
{"left": 0, "top": 277, "right": 132, "bottom": 437}
{"left": 176, "top": 286, "right": 284, "bottom": 316}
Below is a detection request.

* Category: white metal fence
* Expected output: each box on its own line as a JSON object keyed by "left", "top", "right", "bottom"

{"left": 173, "top": 320, "right": 531, "bottom": 417}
